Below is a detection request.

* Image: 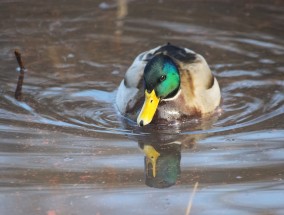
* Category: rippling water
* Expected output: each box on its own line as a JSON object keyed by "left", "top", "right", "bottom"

{"left": 0, "top": 0, "right": 284, "bottom": 215}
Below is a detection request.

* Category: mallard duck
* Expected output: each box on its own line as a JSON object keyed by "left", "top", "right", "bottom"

{"left": 116, "top": 43, "right": 221, "bottom": 126}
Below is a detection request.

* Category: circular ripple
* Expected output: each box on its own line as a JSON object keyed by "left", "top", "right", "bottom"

{"left": 1, "top": 26, "right": 283, "bottom": 137}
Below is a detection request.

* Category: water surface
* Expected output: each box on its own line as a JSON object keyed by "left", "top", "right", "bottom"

{"left": 0, "top": 0, "right": 284, "bottom": 215}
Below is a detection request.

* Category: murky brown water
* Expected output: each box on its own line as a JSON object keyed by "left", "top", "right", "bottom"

{"left": 1, "top": 0, "right": 284, "bottom": 214}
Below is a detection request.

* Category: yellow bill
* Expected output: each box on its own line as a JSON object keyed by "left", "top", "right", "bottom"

{"left": 143, "top": 145, "right": 160, "bottom": 177}
{"left": 137, "top": 90, "right": 160, "bottom": 126}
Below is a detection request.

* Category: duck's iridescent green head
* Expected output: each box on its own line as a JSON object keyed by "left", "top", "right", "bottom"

{"left": 144, "top": 54, "right": 180, "bottom": 99}
{"left": 137, "top": 55, "right": 180, "bottom": 126}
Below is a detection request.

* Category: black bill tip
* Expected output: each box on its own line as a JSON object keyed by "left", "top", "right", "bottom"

{"left": 139, "top": 120, "right": 144, "bottom": 127}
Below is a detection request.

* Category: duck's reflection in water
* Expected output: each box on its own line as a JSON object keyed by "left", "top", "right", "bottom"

{"left": 136, "top": 120, "right": 214, "bottom": 188}
{"left": 121, "top": 111, "right": 219, "bottom": 188}
{"left": 138, "top": 138, "right": 182, "bottom": 188}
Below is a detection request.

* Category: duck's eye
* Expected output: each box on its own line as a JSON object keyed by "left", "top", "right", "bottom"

{"left": 159, "top": 75, "right": 166, "bottom": 82}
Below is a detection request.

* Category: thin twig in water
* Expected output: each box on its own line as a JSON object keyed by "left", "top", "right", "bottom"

{"left": 14, "top": 49, "right": 26, "bottom": 100}
{"left": 185, "top": 182, "right": 199, "bottom": 215}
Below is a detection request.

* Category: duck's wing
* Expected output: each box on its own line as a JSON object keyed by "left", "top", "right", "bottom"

{"left": 152, "top": 43, "right": 197, "bottom": 64}
{"left": 177, "top": 51, "right": 221, "bottom": 114}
